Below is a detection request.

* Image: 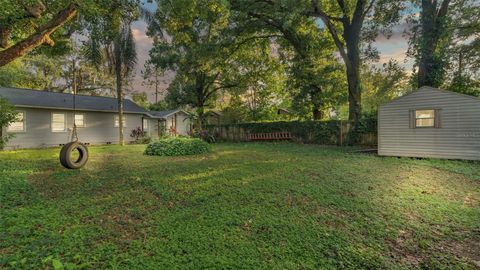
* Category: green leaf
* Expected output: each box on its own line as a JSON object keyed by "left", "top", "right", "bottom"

{"left": 52, "top": 259, "right": 64, "bottom": 270}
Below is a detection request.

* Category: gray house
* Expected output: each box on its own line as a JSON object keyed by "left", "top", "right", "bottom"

{"left": 378, "top": 86, "right": 480, "bottom": 160}
{"left": 0, "top": 87, "right": 191, "bottom": 149}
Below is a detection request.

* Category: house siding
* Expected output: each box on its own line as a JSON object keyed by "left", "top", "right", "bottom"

{"left": 144, "top": 118, "right": 161, "bottom": 139}
{"left": 164, "top": 112, "right": 191, "bottom": 136}
{"left": 4, "top": 107, "right": 145, "bottom": 149}
{"left": 378, "top": 87, "right": 480, "bottom": 160}
{"left": 175, "top": 112, "right": 190, "bottom": 136}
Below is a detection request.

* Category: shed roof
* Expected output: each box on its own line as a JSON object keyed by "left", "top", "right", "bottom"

{"left": 381, "top": 86, "right": 480, "bottom": 108}
{"left": 0, "top": 87, "right": 148, "bottom": 114}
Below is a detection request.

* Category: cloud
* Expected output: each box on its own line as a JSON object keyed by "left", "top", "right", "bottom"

{"left": 130, "top": 19, "right": 175, "bottom": 103}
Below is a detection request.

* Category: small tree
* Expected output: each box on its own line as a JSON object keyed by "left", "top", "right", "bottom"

{"left": 0, "top": 98, "right": 18, "bottom": 149}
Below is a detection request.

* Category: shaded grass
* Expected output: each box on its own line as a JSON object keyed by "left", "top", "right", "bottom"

{"left": 0, "top": 143, "right": 479, "bottom": 269}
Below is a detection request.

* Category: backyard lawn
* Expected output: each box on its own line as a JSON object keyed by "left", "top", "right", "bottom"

{"left": 0, "top": 143, "right": 479, "bottom": 269}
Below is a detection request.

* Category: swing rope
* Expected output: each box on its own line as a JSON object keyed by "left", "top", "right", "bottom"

{"left": 71, "top": 84, "right": 79, "bottom": 142}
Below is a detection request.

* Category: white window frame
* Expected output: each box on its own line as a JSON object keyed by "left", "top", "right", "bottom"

{"left": 415, "top": 109, "right": 435, "bottom": 128}
{"left": 7, "top": 111, "right": 26, "bottom": 133}
{"left": 114, "top": 115, "right": 127, "bottom": 128}
{"left": 143, "top": 118, "right": 149, "bottom": 131}
{"left": 74, "top": 113, "right": 86, "bottom": 128}
{"left": 51, "top": 112, "right": 67, "bottom": 133}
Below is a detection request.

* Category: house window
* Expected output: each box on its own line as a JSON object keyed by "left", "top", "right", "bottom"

{"left": 415, "top": 109, "right": 435, "bottom": 127}
{"left": 114, "top": 115, "right": 126, "bottom": 127}
{"left": 143, "top": 118, "right": 149, "bottom": 131}
{"left": 52, "top": 113, "right": 66, "bottom": 132}
{"left": 75, "top": 114, "right": 85, "bottom": 127}
{"left": 7, "top": 111, "right": 25, "bottom": 132}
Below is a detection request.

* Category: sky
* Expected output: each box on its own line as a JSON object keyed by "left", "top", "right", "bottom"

{"left": 130, "top": 5, "right": 414, "bottom": 102}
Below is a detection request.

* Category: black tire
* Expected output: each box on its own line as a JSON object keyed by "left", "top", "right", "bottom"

{"left": 59, "top": 142, "right": 89, "bottom": 169}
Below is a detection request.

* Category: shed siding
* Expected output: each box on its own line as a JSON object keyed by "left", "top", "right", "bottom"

{"left": 378, "top": 87, "right": 480, "bottom": 160}
{"left": 4, "top": 108, "right": 144, "bottom": 149}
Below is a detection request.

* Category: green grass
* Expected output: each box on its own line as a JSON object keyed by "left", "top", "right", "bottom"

{"left": 0, "top": 143, "right": 479, "bottom": 269}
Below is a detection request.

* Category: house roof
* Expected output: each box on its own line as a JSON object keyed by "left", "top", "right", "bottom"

{"left": 205, "top": 110, "right": 222, "bottom": 116}
{"left": 148, "top": 109, "right": 189, "bottom": 119}
{"left": 0, "top": 87, "right": 148, "bottom": 114}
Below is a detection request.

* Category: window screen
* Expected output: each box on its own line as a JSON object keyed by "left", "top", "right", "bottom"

{"left": 7, "top": 112, "right": 25, "bottom": 132}
{"left": 114, "top": 115, "right": 126, "bottom": 127}
{"left": 143, "top": 118, "right": 149, "bottom": 130}
{"left": 415, "top": 110, "right": 435, "bottom": 127}
{"left": 75, "top": 114, "right": 85, "bottom": 127}
{"left": 52, "top": 113, "right": 66, "bottom": 132}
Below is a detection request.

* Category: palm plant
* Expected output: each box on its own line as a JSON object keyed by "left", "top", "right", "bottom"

{"left": 84, "top": 15, "right": 137, "bottom": 146}
{"left": 112, "top": 19, "right": 137, "bottom": 146}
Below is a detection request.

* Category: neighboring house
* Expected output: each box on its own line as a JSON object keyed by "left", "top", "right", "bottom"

{"left": 378, "top": 86, "right": 480, "bottom": 160}
{"left": 148, "top": 109, "right": 191, "bottom": 136}
{"left": 277, "top": 108, "right": 295, "bottom": 121}
{"left": 205, "top": 111, "right": 222, "bottom": 125}
{"left": 0, "top": 87, "right": 191, "bottom": 149}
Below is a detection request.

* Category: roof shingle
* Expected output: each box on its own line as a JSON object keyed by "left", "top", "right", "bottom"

{"left": 0, "top": 87, "right": 147, "bottom": 113}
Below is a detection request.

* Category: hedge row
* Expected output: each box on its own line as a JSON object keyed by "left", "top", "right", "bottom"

{"left": 207, "top": 118, "right": 377, "bottom": 145}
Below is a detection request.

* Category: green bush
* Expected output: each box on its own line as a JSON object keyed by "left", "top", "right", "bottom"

{"left": 144, "top": 137, "right": 211, "bottom": 156}
{"left": 0, "top": 98, "right": 17, "bottom": 150}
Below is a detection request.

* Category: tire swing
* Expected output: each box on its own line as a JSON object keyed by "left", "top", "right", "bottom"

{"left": 59, "top": 88, "right": 89, "bottom": 169}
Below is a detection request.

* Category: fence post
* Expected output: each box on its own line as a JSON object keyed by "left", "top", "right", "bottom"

{"left": 339, "top": 121, "right": 343, "bottom": 146}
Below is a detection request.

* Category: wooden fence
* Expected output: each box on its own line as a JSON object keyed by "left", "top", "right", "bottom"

{"left": 207, "top": 120, "right": 377, "bottom": 146}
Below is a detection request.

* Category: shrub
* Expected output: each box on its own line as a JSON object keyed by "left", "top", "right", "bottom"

{"left": 130, "top": 127, "right": 146, "bottom": 140}
{"left": 189, "top": 128, "right": 216, "bottom": 143}
{"left": 144, "top": 137, "right": 211, "bottom": 156}
{"left": 0, "top": 98, "right": 17, "bottom": 150}
{"left": 137, "top": 135, "right": 152, "bottom": 144}
{"left": 130, "top": 127, "right": 151, "bottom": 144}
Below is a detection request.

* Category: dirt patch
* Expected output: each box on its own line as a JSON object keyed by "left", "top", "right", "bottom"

{"left": 27, "top": 170, "right": 58, "bottom": 199}
{"left": 463, "top": 193, "right": 478, "bottom": 207}
{"left": 440, "top": 234, "right": 480, "bottom": 265}
{"left": 387, "top": 229, "right": 424, "bottom": 267}
{"left": 388, "top": 228, "right": 480, "bottom": 268}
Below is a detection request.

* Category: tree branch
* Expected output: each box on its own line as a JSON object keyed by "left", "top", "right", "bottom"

{"left": 437, "top": 0, "right": 451, "bottom": 18}
{"left": 336, "top": 0, "right": 347, "bottom": 15}
{"left": 0, "top": 3, "right": 78, "bottom": 67}
{"left": 307, "top": 0, "right": 344, "bottom": 22}
{"left": 362, "top": 0, "right": 376, "bottom": 20}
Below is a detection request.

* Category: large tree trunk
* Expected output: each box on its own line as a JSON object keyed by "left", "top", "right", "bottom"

{"left": 310, "top": 86, "right": 324, "bottom": 120}
{"left": 0, "top": 4, "right": 77, "bottom": 67}
{"left": 312, "top": 107, "right": 323, "bottom": 120}
{"left": 417, "top": 0, "right": 451, "bottom": 87}
{"left": 196, "top": 99, "right": 206, "bottom": 130}
{"left": 344, "top": 27, "right": 362, "bottom": 123}
{"left": 346, "top": 64, "right": 361, "bottom": 122}
{"left": 309, "top": 0, "right": 368, "bottom": 125}
{"left": 115, "top": 61, "right": 125, "bottom": 146}
{"left": 417, "top": 0, "right": 437, "bottom": 87}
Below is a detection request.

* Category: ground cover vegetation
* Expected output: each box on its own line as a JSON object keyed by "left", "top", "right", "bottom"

{"left": 0, "top": 144, "right": 479, "bottom": 269}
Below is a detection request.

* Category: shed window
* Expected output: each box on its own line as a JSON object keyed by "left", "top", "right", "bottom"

{"left": 143, "top": 118, "right": 149, "bottom": 131}
{"left": 75, "top": 114, "right": 85, "bottom": 127}
{"left": 415, "top": 110, "right": 435, "bottom": 127}
{"left": 7, "top": 111, "right": 25, "bottom": 132}
{"left": 114, "top": 115, "right": 126, "bottom": 127}
{"left": 52, "top": 113, "right": 66, "bottom": 132}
